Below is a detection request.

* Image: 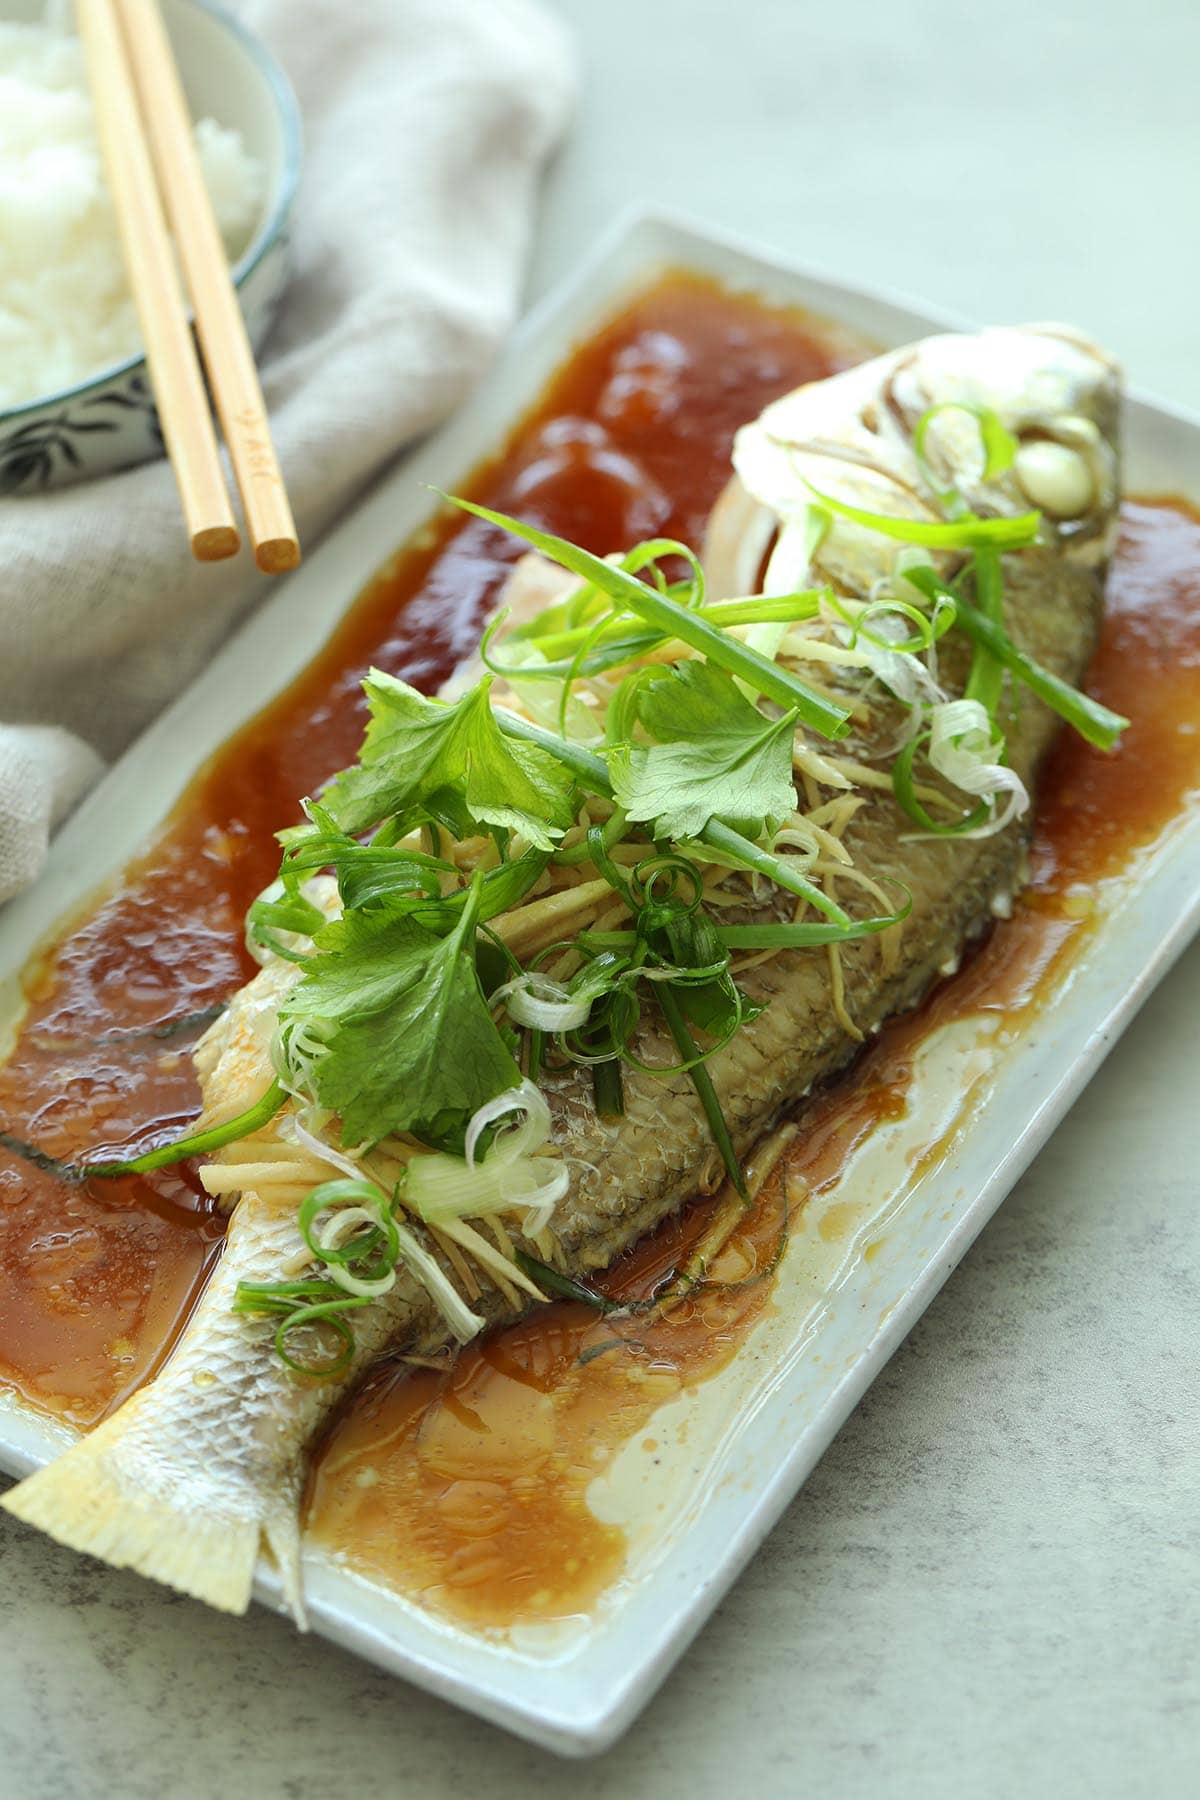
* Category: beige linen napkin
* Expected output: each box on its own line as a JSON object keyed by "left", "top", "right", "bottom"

{"left": 0, "top": 0, "right": 573, "bottom": 902}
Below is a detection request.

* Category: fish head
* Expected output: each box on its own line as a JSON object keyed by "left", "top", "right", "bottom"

{"left": 704, "top": 324, "right": 1121, "bottom": 600}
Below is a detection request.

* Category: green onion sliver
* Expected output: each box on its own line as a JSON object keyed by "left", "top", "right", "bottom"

{"left": 892, "top": 733, "right": 993, "bottom": 837}
{"left": 232, "top": 1278, "right": 373, "bottom": 1379}
{"left": 963, "top": 545, "right": 1005, "bottom": 718}
{"left": 591, "top": 1057, "right": 625, "bottom": 1119}
{"left": 700, "top": 820, "right": 852, "bottom": 926}
{"left": 657, "top": 982, "right": 747, "bottom": 1201}
{"left": 298, "top": 1178, "right": 401, "bottom": 1289}
{"left": 85, "top": 1078, "right": 287, "bottom": 1177}
{"left": 711, "top": 900, "right": 911, "bottom": 949}
{"left": 956, "top": 591, "right": 1129, "bottom": 750}
{"left": 555, "top": 806, "right": 628, "bottom": 868}
{"left": 802, "top": 480, "right": 1041, "bottom": 550}
{"left": 580, "top": 894, "right": 909, "bottom": 954}
{"left": 904, "top": 569, "right": 1129, "bottom": 750}
{"left": 516, "top": 590, "right": 826, "bottom": 675}
{"left": 513, "top": 1252, "right": 624, "bottom": 1313}
{"left": 496, "top": 706, "right": 612, "bottom": 794}
{"left": 437, "top": 493, "right": 852, "bottom": 741}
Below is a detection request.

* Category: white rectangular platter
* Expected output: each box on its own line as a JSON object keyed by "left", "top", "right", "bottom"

{"left": 2, "top": 211, "right": 1199, "bottom": 1755}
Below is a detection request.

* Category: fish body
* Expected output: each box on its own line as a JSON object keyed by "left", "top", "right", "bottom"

{"left": 2, "top": 325, "right": 1120, "bottom": 1617}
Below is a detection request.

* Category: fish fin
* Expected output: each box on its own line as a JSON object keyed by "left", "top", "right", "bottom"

{"left": 1, "top": 1399, "right": 286, "bottom": 1619}
{"left": 263, "top": 1499, "right": 308, "bottom": 1630}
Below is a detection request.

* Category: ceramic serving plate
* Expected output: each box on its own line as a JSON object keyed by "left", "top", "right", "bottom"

{"left": 1, "top": 211, "right": 1198, "bottom": 1755}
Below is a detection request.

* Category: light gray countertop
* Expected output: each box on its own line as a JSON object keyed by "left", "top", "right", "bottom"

{"left": 3, "top": 1, "right": 1197, "bottom": 1794}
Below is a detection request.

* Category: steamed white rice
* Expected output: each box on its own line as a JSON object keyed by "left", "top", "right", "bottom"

{"left": 0, "top": 17, "right": 264, "bottom": 409}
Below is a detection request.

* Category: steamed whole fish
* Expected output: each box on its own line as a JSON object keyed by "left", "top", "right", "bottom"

{"left": 2, "top": 324, "right": 1121, "bottom": 1620}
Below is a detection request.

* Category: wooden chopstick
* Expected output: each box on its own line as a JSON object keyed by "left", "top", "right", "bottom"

{"left": 117, "top": 0, "right": 301, "bottom": 574}
{"left": 76, "top": 0, "right": 238, "bottom": 560}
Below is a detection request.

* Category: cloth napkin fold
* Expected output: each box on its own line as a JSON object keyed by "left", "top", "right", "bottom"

{"left": 0, "top": 0, "right": 573, "bottom": 904}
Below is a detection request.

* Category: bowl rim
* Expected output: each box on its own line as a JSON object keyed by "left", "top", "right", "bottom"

{"left": 0, "top": 0, "right": 303, "bottom": 431}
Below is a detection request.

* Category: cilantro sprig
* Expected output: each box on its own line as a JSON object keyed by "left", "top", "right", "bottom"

{"left": 608, "top": 660, "right": 799, "bottom": 842}
{"left": 324, "top": 671, "right": 577, "bottom": 850}
{"left": 277, "top": 874, "right": 521, "bottom": 1149}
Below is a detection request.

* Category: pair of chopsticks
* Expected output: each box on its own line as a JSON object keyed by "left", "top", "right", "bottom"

{"left": 77, "top": 0, "right": 299, "bottom": 571}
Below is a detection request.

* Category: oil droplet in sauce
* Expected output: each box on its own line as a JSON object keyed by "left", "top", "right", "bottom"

{"left": 0, "top": 277, "right": 1198, "bottom": 1627}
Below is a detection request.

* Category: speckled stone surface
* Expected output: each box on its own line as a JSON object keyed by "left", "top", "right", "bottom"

{"left": 3, "top": 0, "right": 1199, "bottom": 1793}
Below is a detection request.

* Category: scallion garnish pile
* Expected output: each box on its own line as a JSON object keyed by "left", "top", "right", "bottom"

{"left": 89, "top": 403, "right": 1127, "bottom": 1375}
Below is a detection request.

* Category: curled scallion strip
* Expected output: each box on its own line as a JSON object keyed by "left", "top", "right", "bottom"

{"left": 629, "top": 853, "right": 705, "bottom": 921}
{"left": 231, "top": 1279, "right": 373, "bottom": 1379}
{"left": 892, "top": 732, "right": 994, "bottom": 837}
{"left": 298, "top": 1178, "right": 402, "bottom": 1296}
{"left": 827, "top": 591, "right": 952, "bottom": 656}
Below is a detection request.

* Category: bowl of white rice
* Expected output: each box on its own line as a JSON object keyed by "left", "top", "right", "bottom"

{"left": 0, "top": 0, "right": 300, "bottom": 492}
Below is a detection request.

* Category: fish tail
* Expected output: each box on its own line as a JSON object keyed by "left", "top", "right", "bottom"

{"left": 1, "top": 1393, "right": 305, "bottom": 1623}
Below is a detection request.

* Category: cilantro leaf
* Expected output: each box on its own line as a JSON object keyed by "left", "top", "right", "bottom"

{"left": 455, "top": 685, "right": 576, "bottom": 844}
{"left": 279, "top": 879, "right": 520, "bottom": 1146}
{"left": 608, "top": 661, "right": 798, "bottom": 841}
{"left": 323, "top": 670, "right": 576, "bottom": 849}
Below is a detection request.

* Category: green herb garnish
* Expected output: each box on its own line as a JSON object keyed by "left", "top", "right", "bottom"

{"left": 86, "top": 1079, "right": 287, "bottom": 1177}
{"left": 609, "top": 660, "right": 799, "bottom": 842}
{"left": 512, "top": 1253, "right": 624, "bottom": 1313}
{"left": 492, "top": 707, "right": 854, "bottom": 927}
{"left": 800, "top": 481, "right": 1041, "bottom": 550}
{"left": 278, "top": 875, "right": 520, "bottom": 1147}
{"left": 903, "top": 567, "right": 1128, "bottom": 750}
{"left": 436, "top": 493, "right": 853, "bottom": 741}
{"left": 324, "top": 671, "right": 577, "bottom": 849}
{"left": 58, "top": 387, "right": 1129, "bottom": 1386}
{"left": 232, "top": 1278, "right": 373, "bottom": 1378}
